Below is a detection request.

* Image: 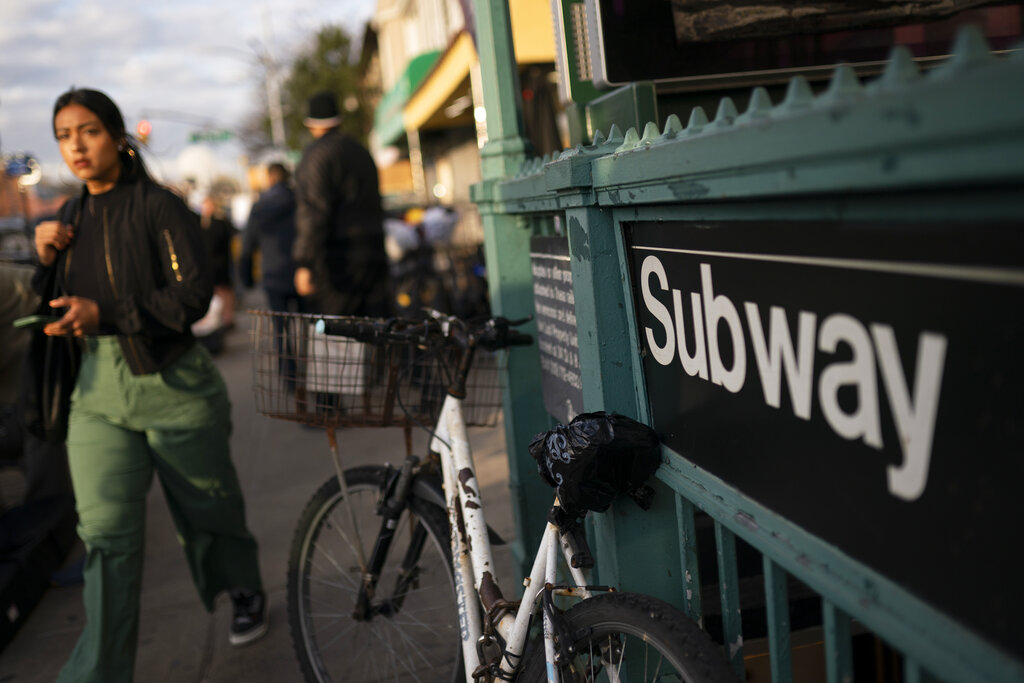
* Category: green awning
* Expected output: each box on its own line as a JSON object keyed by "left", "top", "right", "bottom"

{"left": 373, "top": 50, "right": 441, "bottom": 147}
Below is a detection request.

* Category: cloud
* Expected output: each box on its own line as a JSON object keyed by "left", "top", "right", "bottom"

{"left": 1, "top": 0, "right": 375, "bottom": 183}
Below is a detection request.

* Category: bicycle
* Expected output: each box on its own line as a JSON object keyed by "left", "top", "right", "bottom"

{"left": 250, "top": 310, "right": 734, "bottom": 683}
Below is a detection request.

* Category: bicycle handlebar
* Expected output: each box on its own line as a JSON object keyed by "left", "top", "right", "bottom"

{"left": 315, "top": 317, "right": 390, "bottom": 341}
{"left": 315, "top": 314, "right": 533, "bottom": 351}
{"left": 478, "top": 321, "right": 533, "bottom": 350}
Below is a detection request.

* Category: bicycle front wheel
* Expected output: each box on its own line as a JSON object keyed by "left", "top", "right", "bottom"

{"left": 518, "top": 592, "right": 736, "bottom": 683}
{"left": 287, "top": 466, "right": 463, "bottom": 683}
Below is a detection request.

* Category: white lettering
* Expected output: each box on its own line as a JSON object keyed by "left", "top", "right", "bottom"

{"left": 702, "top": 264, "right": 746, "bottom": 393}
{"left": 818, "top": 314, "right": 882, "bottom": 449}
{"left": 638, "top": 260, "right": 949, "bottom": 501}
{"left": 641, "top": 256, "right": 676, "bottom": 366}
{"left": 535, "top": 302, "right": 560, "bottom": 319}
{"left": 871, "top": 325, "right": 947, "bottom": 501}
{"left": 674, "top": 289, "right": 708, "bottom": 379}
{"left": 745, "top": 304, "right": 817, "bottom": 419}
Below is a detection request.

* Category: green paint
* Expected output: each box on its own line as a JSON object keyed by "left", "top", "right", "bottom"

{"left": 471, "top": 9, "right": 1024, "bottom": 679}
{"left": 676, "top": 495, "right": 703, "bottom": 622}
{"left": 715, "top": 523, "right": 745, "bottom": 677}
{"left": 764, "top": 557, "right": 794, "bottom": 683}
{"left": 823, "top": 601, "right": 853, "bottom": 683}
{"left": 566, "top": 216, "right": 590, "bottom": 261}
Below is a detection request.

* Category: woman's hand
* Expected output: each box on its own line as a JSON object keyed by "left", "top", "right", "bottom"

{"left": 44, "top": 296, "right": 100, "bottom": 337}
{"left": 35, "top": 220, "right": 74, "bottom": 267}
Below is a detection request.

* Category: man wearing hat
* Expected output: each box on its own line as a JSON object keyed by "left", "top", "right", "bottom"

{"left": 292, "top": 91, "right": 389, "bottom": 316}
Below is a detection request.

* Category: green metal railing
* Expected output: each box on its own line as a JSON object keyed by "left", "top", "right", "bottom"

{"left": 472, "top": 7, "right": 1024, "bottom": 681}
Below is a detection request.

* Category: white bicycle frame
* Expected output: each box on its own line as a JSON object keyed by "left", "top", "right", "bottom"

{"left": 430, "top": 391, "right": 594, "bottom": 683}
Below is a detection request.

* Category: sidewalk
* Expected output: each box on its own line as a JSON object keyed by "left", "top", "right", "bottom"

{"left": 0, "top": 297, "right": 516, "bottom": 682}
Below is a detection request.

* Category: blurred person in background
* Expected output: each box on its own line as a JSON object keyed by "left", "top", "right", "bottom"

{"left": 239, "top": 162, "right": 302, "bottom": 390}
{"left": 191, "top": 195, "right": 237, "bottom": 352}
{"left": 238, "top": 162, "right": 300, "bottom": 312}
{"left": 32, "top": 87, "right": 266, "bottom": 682}
{"left": 292, "top": 91, "right": 389, "bottom": 316}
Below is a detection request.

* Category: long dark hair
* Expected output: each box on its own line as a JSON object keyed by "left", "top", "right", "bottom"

{"left": 52, "top": 87, "right": 152, "bottom": 184}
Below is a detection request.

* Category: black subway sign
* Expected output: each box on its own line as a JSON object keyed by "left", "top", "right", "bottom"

{"left": 640, "top": 257, "right": 946, "bottom": 502}
{"left": 627, "top": 220, "right": 1024, "bottom": 658}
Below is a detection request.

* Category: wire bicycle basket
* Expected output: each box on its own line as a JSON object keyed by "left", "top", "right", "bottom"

{"left": 250, "top": 311, "right": 505, "bottom": 429}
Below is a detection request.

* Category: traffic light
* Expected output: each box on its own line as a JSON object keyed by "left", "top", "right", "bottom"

{"left": 136, "top": 119, "right": 152, "bottom": 145}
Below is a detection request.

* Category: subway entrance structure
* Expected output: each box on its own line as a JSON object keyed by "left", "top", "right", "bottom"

{"left": 468, "top": 1, "right": 1024, "bottom": 681}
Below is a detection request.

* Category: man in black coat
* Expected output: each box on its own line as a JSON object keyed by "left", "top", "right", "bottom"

{"left": 292, "top": 91, "right": 389, "bottom": 316}
{"left": 239, "top": 162, "right": 301, "bottom": 313}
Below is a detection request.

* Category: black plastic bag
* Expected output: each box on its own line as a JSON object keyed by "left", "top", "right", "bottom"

{"left": 528, "top": 412, "right": 661, "bottom": 521}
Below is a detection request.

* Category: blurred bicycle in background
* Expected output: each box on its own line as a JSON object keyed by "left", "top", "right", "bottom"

{"left": 384, "top": 205, "right": 490, "bottom": 319}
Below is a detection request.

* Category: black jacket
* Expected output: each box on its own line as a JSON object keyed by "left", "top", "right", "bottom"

{"left": 293, "top": 130, "right": 389, "bottom": 316}
{"left": 240, "top": 181, "right": 297, "bottom": 294}
{"left": 200, "top": 214, "right": 236, "bottom": 288}
{"left": 34, "top": 179, "right": 211, "bottom": 375}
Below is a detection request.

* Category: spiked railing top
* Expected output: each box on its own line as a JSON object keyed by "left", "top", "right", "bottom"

{"left": 494, "top": 26, "right": 1024, "bottom": 208}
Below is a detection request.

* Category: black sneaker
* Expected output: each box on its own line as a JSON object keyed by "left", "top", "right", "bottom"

{"left": 229, "top": 589, "right": 268, "bottom": 646}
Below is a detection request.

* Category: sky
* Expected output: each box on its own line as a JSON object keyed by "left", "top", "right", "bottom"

{"left": 0, "top": 0, "right": 376, "bottom": 189}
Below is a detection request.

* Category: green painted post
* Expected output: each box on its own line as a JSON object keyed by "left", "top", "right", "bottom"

{"left": 715, "top": 522, "right": 745, "bottom": 678}
{"left": 824, "top": 599, "right": 854, "bottom": 683}
{"left": 471, "top": 0, "right": 554, "bottom": 575}
{"left": 764, "top": 557, "right": 794, "bottom": 683}
{"left": 562, "top": 206, "right": 641, "bottom": 415}
{"left": 676, "top": 494, "right": 703, "bottom": 622}
{"left": 473, "top": 0, "right": 527, "bottom": 181}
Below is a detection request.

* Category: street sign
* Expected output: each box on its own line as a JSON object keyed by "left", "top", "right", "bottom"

{"left": 188, "top": 130, "right": 233, "bottom": 143}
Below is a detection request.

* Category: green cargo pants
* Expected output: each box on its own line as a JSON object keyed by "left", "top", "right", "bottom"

{"left": 57, "top": 337, "right": 263, "bottom": 683}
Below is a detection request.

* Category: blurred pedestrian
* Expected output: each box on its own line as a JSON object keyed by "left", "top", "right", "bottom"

{"left": 198, "top": 195, "right": 238, "bottom": 328}
{"left": 239, "top": 162, "right": 300, "bottom": 312}
{"left": 32, "top": 87, "right": 266, "bottom": 683}
{"left": 239, "top": 162, "right": 303, "bottom": 390}
{"left": 293, "top": 91, "right": 390, "bottom": 316}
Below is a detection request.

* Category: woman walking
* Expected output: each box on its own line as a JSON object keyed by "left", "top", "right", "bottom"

{"left": 32, "top": 87, "right": 266, "bottom": 682}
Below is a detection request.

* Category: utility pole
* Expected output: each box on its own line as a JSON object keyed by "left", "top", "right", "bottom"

{"left": 261, "top": 12, "right": 287, "bottom": 149}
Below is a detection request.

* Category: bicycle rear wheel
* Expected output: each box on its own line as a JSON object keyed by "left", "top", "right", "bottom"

{"left": 518, "top": 592, "right": 735, "bottom": 683}
{"left": 288, "top": 466, "right": 463, "bottom": 683}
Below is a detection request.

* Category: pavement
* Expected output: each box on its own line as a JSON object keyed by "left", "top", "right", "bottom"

{"left": 0, "top": 291, "right": 517, "bottom": 682}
